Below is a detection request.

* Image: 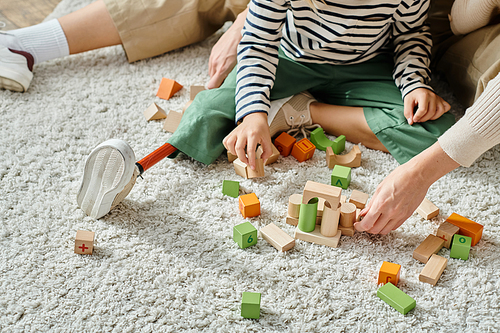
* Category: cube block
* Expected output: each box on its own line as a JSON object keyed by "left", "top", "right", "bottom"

{"left": 274, "top": 132, "right": 296, "bottom": 157}
{"left": 75, "top": 230, "right": 95, "bottom": 255}
{"left": 241, "top": 292, "right": 261, "bottom": 319}
{"left": 239, "top": 193, "right": 260, "bottom": 218}
{"left": 291, "top": 138, "right": 315, "bottom": 162}
{"left": 222, "top": 180, "right": 239, "bottom": 198}
{"left": 331, "top": 165, "right": 351, "bottom": 189}
{"left": 450, "top": 234, "right": 472, "bottom": 260}
{"left": 233, "top": 222, "right": 258, "bottom": 249}
{"left": 436, "top": 221, "right": 460, "bottom": 249}
{"left": 378, "top": 261, "right": 401, "bottom": 286}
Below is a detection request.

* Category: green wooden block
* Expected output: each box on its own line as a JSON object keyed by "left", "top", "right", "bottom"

{"left": 233, "top": 222, "right": 257, "bottom": 249}
{"left": 222, "top": 180, "right": 239, "bottom": 198}
{"left": 309, "top": 127, "right": 333, "bottom": 151}
{"left": 331, "top": 165, "right": 351, "bottom": 189}
{"left": 377, "top": 282, "right": 416, "bottom": 315}
{"left": 298, "top": 197, "right": 318, "bottom": 232}
{"left": 332, "top": 135, "right": 346, "bottom": 154}
{"left": 241, "top": 292, "right": 261, "bottom": 319}
{"left": 450, "top": 234, "right": 472, "bottom": 260}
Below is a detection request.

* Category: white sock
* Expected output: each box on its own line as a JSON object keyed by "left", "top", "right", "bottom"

{"left": 0, "top": 19, "right": 69, "bottom": 64}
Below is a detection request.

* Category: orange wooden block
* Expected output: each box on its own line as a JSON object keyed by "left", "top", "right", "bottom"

{"left": 274, "top": 132, "right": 296, "bottom": 157}
{"left": 156, "top": 78, "right": 183, "bottom": 100}
{"left": 239, "top": 193, "right": 260, "bottom": 218}
{"left": 446, "top": 213, "right": 483, "bottom": 246}
{"left": 378, "top": 261, "right": 401, "bottom": 286}
{"left": 291, "top": 138, "right": 315, "bottom": 162}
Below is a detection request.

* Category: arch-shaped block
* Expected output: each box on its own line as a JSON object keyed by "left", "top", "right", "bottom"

{"left": 302, "top": 180, "right": 341, "bottom": 209}
{"left": 310, "top": 127, "right": 334, "bottom": 151}
{"left": 326, "top": 145, "right": 361, "bottom": 169}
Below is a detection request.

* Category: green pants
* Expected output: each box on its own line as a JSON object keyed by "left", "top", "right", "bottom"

{"left": 168, "top": 51, "right": 455, "bottom": 165}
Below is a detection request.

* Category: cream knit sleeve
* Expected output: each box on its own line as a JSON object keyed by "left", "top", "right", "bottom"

{"left": 438, "top": 72, "right": 500, "bottom": 167}
{"left": 449, "top": 0, "right": 500, "bottom": 35}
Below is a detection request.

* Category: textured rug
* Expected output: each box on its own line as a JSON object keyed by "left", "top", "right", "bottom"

{"left": 1, "top": 1, "right": 500, "bottom": 331}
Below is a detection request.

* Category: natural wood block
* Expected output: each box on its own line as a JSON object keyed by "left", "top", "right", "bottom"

{"left": 340, "top": 202, "right": 357, "bottom": 227}
{"left": 156, "top": 78, "right": 183, "bottom": 100}
{"left": 241, "top": 292, "right": 261, "bottom": 319}
{"left": 302, "top": 180, "right": 341, "bottom": 209}
{"left": 326, "top": 145, "right": 361, "bottom": 169}
{"left": 260, "top": 223, "right": 295, "bottom": 252}
{"left": 163, "top": 110, "right": 184, "bottom": 133}
{"left": 294, "top": 225, "right": 341, "bottom": 248}
{"left": 143, "top": 102, "right": 167, "bottom": 121}
{"left": 341, "top": 195, "right": 346, "bottom": 204}
{"left": 450, "top": 234, "right": 472, "bottom": 260}
{"left": 227, "top": 151, "right": 238, "bottom": 163}
{"left": 182, "top": 100, "right": 193, "bottom": 113}
{"left": 446, "top": 213, "right": 483, "bottom": 246}
{"left": 378, "top": 261, "right": 401, "bottom": 286}
{"left": 190, "top": 85, "right": 205, "bottom": 100}
{"left": 75, "top": 230, "right": 95, "bottom": 255}
{"left": 436, "top": 221, "right": 460, "bottom": 249}
{"left": 377, "top": 282, "right": 416, "bottom": 315}
{"left": 291, "top": 138, "right": 315, "bottom": 162}
{"left": 338, "top": 225, "right": 355, "bottom": 236}
{"left": 356, "top": 208, "right": 362, "bottom": 222}
{"left": 419, "top": 254, "right": 447, "bottom": 286}
{"left": 239, "top": 193, "right": 260, "bottom": 218}
{"left": 286, "top": 215, "right": 299, "bottom": 226}
{"left": 349, "top": 190, "right": 369, "bottom": 209}
{"left": 316, "top": 197, "right": 326, "bottom": 217}
{"left": 233, "top": 158, "right": 248, "bottom": 179}
{"left": 288, "top": 193, "right": 302, "bottom": 219}
{"left": 320, "top": 202, "right": 340, "bottom": 236}
{"left": 246, "top": 158, "right": 265, "bottom": 179}
{"left": 416, "top": 198, "right": 439, "bottom": 220}
{"left": 413, "top": 234, "right": 445, "bottom": 263}
{"left": 233, "top": 222, "right": 258, "bottom": 249}
{"left": 274, "top": 132, "right": 296, "bottom": 157}
{"left": 255, "top": 144, "right": 280, "bottom": 165}
{"left": 331, "top": 165, "right": 351, "bottom": 189}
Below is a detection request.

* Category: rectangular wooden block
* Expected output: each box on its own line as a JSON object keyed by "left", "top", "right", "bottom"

{"left": 436, "top": 221, "right": 460, "bottom": 249}
{"left": 233, "top": 158, "right": 248, "bottom": 179}
{"left": 377, "top": 282, "right": 416, "bottom": 315}
{"left": 294, "top": 225, "right": 341, "bottom": 248}
{"left": 349, "top": 190, "right": 369, "bottom": 209}
{"left": 286, "top": 215, "right": 298, "bottom": 226}
{"left": 419, "top": 254, "right": 447, "bottom": 286}
{"left": 416, "top": 198, "right": 439, "bottom": 220}
{"left": 338, "top": 225, "right": 355, "bottom": 237}
{"left": 302, "top": 180, "right": 341, "bottom": 209}
{"left": 413, "top": 234, "right": 445, "bottom": 263}
{"left": 260, "top": 223, "right": 295, "bottom": 252}
{"left": 163, "top": 110, "right": 183, "bottom": 133}
{"left": 190, "top": 85, "right": 205, "bottom": 100}
{"left": 446, "top": 213, "right": 483, "bottom": 246}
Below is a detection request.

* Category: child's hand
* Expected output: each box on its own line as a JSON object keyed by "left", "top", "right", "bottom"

{"left": 223, "top": 112, "right": 274, "bottom": 170}
{"left": 404, "top": 88, "right": 451, "bottom": 125}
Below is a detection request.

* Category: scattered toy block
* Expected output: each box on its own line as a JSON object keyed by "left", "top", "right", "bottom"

{"left": 355, "top": 208, "right": 362, "bottom": 222}
{"left": 377, "top": 282, "right": 416, "bottom": 315}
{"left": 239, "top": 193, "right": 260, "bottom": 218}
{"left": 378, "top": 261, "right": 401, "bottom": 286}
{"left": 413, "top": 235, "right": 445, "bottom": 264}
{"left": 436, "top": 221, "right": 460, "bottom": 249}
{"left": 338, "top": 225, "right": 355, "bottom": 236}
{"left": 190, "top": 85, "right": 205, "bottom": 100}
{"left": 341, "top": 195, "right": 347, "bottom": 204}
{"left": 255, "top": 144, "right": 280, "bottom": 165}
{"left": 298, "top": 198, "right": 319, "bottom": 232}
{"left": 222, "top": 180, "right": 239, "bottom": 198}
{"left": 316, "top": 197, "right": 326, "bottom": 217}
{"left": 156, "top": 78, "right": 183, "bottom": 100}
{"left": 227, "top": 151, "right": 238, "bottom": 163}
{"left": 274, "top": 132, "right": 296, "bottom": 157}
{"left": 310, "top": 127, "right": 334, "bottom": 151}
{"left": 260, "top": 223, "right": 295, "bottom": 252}
{"left": 246, "top": 158, "right": 265, "bottom": 179}
{"left": 340, "top": 202, "right": 357, "bottom": 227}
{"left": 233, "top": 158, "right": 248, "bottom": 179}
{"left": 294, "top": 225, "right": 341, "bottom": 248}
{"left": 302, "top": 180, "right": 341, "bottom": 209}
{"left": 291, "top": 138, "right": 315, "bottom": 162}
{"left": 446, "top": 213, "right": 483, "bottom": 246}
{"left": 288, "top": 193, "right": 302, "bottom": 219}
{"left": 416, "top": 198, "right": 439, "bottom": 220}
{"left": 326, "top": 145, "right": 361, "bottom": 169}
{"left": 349, "top": 190, "right": 369, "bottom": 209}
{"left": 332, "top": 135, "right": 346, "bottom": 154}
{"left": 450, "top": 234, "right": 472, "bottom": 260}
{"left": 182, "top": 100, "right": 193, "bottom": 113}
{"left": 163, "top": 110, "right": 184, "bottom": 133}
{"left": 286, "top": 216, "right": 299, "bottom": 226}
{"left": 320, "top": 202, "right": 340, "bottom": 237}
{"left": 419, "top": 254, "right": 447, "bottom": 286}
{"left": 75, "top": 230, "right": 95, "bottom": 255}
{"left": 241, "top": 292, "right": 261, "bottom": 319}
{"left": 233, "top": 222, "right": 258, "bottom": 249}
{"left": 143, "top": 102, "right": 167, "bottom": 121}
{"left": 331, "top": 165, "right": 351, "bottom": 189}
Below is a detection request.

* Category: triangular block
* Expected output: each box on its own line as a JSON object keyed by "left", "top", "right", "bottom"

{"left": 156, "top": 78, "right": 183, "bottom": 100}
{"left": 143, "top": 102, "right": 167, "bottom": 121}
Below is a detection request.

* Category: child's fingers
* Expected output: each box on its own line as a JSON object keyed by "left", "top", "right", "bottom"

{"left": 246, "top": 137, "right": 259, "bottom": 170}
{"left": 418, "top": 99, "right": 436, "bottom": 123}
{"left": 259, "top": 138, "right": 274, "bottom": 162}
{"left": 235, "top": 137, "right": 248, "bottom": 166}
{"left": 412, "top": 98, "right": 428, "bottom": 123}
{"left": 403, "top": 99, "right": 415, "bottom": 125}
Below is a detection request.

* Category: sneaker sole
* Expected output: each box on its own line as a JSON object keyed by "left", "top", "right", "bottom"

{"left": 0, "top": 65, "right": 33, "bottom": 92}
{"left": 77, "top": 139, "right": 136, "bottom": 219}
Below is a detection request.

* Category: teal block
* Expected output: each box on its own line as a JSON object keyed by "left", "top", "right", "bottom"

{"left": 298, "top": 197, "right": 318, "bottom": 232}
{"left": 331, "top": 135, "right": 346, "bottom": 154}
{"left": 331, "top": 165, "right": 351, "bottom": 189}
{"left": 241, "top": 292, "right": 261, "bottom": 319}
{"left": 309, "top": 127, "right": 333, "bottom": 151}
{"left": 450, "top": 234, "right": 472, "bottom": 260}
{"left": 233, "top": 222, "right": 257, "bottom": 249}
{"left": 222, "top": 180, "right": 239, "bottom": 198}
{"left": 377, "top": 282, "right": 416, "bottom": 315}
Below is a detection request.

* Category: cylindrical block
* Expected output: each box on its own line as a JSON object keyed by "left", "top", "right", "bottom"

{"left": 298, "top": 198, "right": 318, "bottom": 232}
{"left": 321, "top": 202, "right": 341, "bottom": 236}
{"left": 288, "top": 194, "right": 302, "bottom": 219}
{"left": 340, "top": 202, "right": 357, "bottom": 227}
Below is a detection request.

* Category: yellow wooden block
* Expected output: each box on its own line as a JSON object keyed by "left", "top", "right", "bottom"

{"left": 378, "top": 261, "right": 401, "bottom": 285}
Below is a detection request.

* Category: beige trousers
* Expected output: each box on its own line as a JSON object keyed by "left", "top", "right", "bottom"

{"left": 103, "top": 0, "right": 249, "bottom": 63}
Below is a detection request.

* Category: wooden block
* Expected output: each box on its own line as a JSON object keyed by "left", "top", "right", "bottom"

{"left": 222, "top": 180, "right": 239, "bottom": 198}
{"left": 246, "top": 158, "right": 265, "bottom": 179}
{"left": 349, "top": 190, "right": 369, "bottom": 209}
{"left": 190, "top": 85, "right": 205, "bottom": 100}
{"left": 326, "top": 145, "right": 361, "bottom": 169}
{"left": 143, "top": 102, "right": 167, "bottom": 121}
{"left": 288, "top": 193, "right": 302, "bottom": 219}
{"left": 356, "top": 208, "right": 362, "bottom": 222}
{"left": 163, "top": 110, "right": 183, "bottom": 133}
{"left": 274, "top": 132, "right": 296, "bottom": 157}
{"left": 294, "top": 225, "right": 341, "bottom": 248}
{"left": 416, "top": 198, "right": 439, "bottom": 220}
{"left": 341, "top": 195, "right": 347, "bottom": 204}
{"left": 436, "top": 221, "right": 460, "bottom": 249}
{"left": 182, "top": 100, "right": 193, "bottom": 113}
{"left": 233, "top": 158, "right": 248, "bottom": 179}
{"left": 227, "top": 151, "right": 238, "bottom": 163}
{"left": 233, "top": 222, "right": 257, "bottom": 249}
{"left": 263, "top": 144, "right": 280, "bottom": 165}
{"left": 446, "top": 213, "right": 483, "bottom": 246}
{"left": 320, "top": 202, "right": 340, "bottom": 237}
{"left": 241, "top": 292, "right": 261, "bottom": 319}
{"left": 239, "top": 193, "right": 260, "bottom": 218}
{"left": 331, "top": 165, "right": 351, "bottom": 189}
{"left": 419, "top": 254, "right": 447, "bottom": 286}
{"left": 156, "top": 78, "right": 183, "bottom": 100}
{"left": 75, "top": 230, "right": 95, "bottom": 255}
{"left": 413, "top": 234, "right": 445, "bottom": 264}
{"left": 291, "top": 138, "right": 315, "bottom": 162}
{"left": 309, "top": 127, "right": 334, "bottom": 151}
{"left": 260, "top": 223, "right": 295, "bottom": 252}
{"left": 302, "top": 180, "right": 341, "bottom": 209}
{"left": 340, "top": 202, "right": 357, "bottom": 227}
{"left": 450, "top": 234, "right": 472, "bottom": 260}
{"left": 316, "top": 197, "right": 326, "bottom": 217}
{"left": 286, "top": 215, "right": 298, "bottom": 226}
{"left": 298, "top": 198, "right": 318, "bottom": 232}
{"left": 378, "top": 261, "right": 401, "bottom": 286}
{"left": 377, "top": 282, "right": 416, "bottom": 315}
{"left": 338, "top": 225, "right": 355, "bottom": 236}
{"left": 331, "top": 135, "right": 346, "bottom": 154}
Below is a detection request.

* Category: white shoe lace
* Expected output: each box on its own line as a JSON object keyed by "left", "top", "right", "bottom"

{"left": 286, "top": 116, "right": 321, "bottom": 139}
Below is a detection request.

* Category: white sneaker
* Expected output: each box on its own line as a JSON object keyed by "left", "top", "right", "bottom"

{"left": 0, "top": 46, "right": 33, "bottom": 92}
{"left": 77, "top": 139, "right": 137, "bottom": 219}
